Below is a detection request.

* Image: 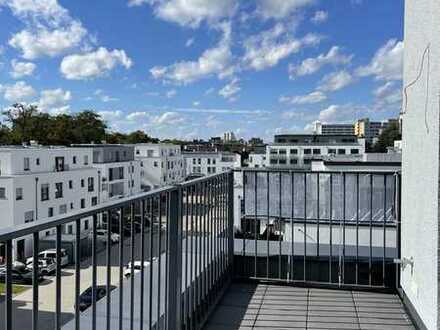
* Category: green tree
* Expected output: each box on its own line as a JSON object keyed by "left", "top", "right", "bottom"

{"left": 372, "top": 122, "right": 401, "bottom": 152}
{"left": 73, "top": 111, "right": 107, "bottom": 144}
{"left": 124, "top": 130, "right": 156, "bottom": 144}
{"left": 2, "top": 103, "right": 39, "bottom": 144}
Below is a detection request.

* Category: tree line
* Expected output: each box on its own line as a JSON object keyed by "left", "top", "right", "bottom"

{"left": 0, "top": 103, "right": 159, "bottom": 146}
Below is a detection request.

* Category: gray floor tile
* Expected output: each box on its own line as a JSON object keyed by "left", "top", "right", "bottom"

{"left": 307, "top": 321, "right": 360, "bottom": 329}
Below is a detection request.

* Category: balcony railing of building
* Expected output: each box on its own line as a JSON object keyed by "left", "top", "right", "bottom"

{"left": 235, "top": 169, "right": 400, "bottom": 290}
{"left": 0, "top": 172, "right": 233, "bottom": 330}
{"left": 0, "top": 169, "right": 401, "bottom": 330}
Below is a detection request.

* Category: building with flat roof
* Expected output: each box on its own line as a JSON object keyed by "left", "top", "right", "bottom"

{"left": 183, "top": 151, "right": 241, "bottom": 178}
{"left": 313, "top": 121, "right": 354, "bottom": 135}
{"left": 354, "top": 118, "right": 399, "bottom": 144}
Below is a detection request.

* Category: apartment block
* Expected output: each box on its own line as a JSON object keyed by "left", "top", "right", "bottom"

{"left": 354, "top": 118, "right": 398, "bottom": 144}
{"left": 134, "top": 143, "right": 185, "bottom": 190}
{"left": 268, "top": 134, "right": 366, "bottom": 169}
{"left": 313, "top": 121, "right": 355, "bottom": 135}
{"left": 247, "top": 152, "right": 267, "bottom": 168}
{"left": 183, "top": 151, "right": 241, "bottom": 178}
{"left": 0, "top": 146, "right": 100, "bottom": 259}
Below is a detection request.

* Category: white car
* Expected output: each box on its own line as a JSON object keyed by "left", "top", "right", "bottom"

{"left": 93, "top": 229, "right": 120, "bottom": 244}
{"left": 26, "top": 258, "right": 56, "bottom": 275}
{"left": 124, "top": 260, "right": 154, "bottom": 278}
{"left": 26, "top": 249, "right": 69, "bottom": 267}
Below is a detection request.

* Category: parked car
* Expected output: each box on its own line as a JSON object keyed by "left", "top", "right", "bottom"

{"left": 26, "top": 258, "right": 56, "bottom": 275}
{"left": 93, "top": 229, "right": 120, "bottom": 244}
{"left": 123, "top": 260, "right": 154, "bottom": 278}
{"left": 26, "top": 249, "right": 69, "bottom": 267}
{"left": 0, "top": 267, "right": 43, "bottom": 284}
{"left": 77, "top": 285, "right": 115, "bottom": 312}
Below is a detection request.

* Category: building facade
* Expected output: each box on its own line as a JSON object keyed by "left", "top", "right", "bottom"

{"left": 183, "top": 151, "right": 241, "bottom": 178}
{"left": 72, "top": 145, "right": 142, "bottom": 202}
{"left": 134, "top": 143, "right": 185, "bottom": 190}
{"left": 268, "top": 134, "right": 366, "bottom": 169}
{"left": 247, "top": 152, "right": 267, "bottom": 168}
{"left": 354, "top": 118, "right": 398, "bottom": 144}
{"left": 313, "top": 121, "right": 355, "bottom": 135}
{"left": 0, "top": 146, "right": 100, "bottom": 259}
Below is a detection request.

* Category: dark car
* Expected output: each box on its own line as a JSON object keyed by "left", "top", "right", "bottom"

{"left": 77, "top": 285, "right": 116, "bottom": 312}
{"left": 0, "top": 267, "right": 43, "bottom": 284}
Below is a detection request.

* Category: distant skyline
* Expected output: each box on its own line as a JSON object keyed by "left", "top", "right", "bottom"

{"left": 0, "top": 0, "right": 404, "bottom": 142}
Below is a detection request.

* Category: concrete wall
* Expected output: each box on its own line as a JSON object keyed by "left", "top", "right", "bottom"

{"left": 401, "top": 1, "right": 440, "bottom": 329}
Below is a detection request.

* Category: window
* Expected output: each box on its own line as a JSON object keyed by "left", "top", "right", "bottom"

{"left": 69, "top": 180, "right": 73, "bottom": 189}
{"left": 213, "top": 159, "right": 216, "bottom": 165}
{"left": 338, "top": 149, "right": 346, "bottom": 155}
{"left": 24, "top": 211, "right": 34, "bottom": 223}
{"left": 279, "top": 149, "right": 287, "bottom": 155}
{"left": 91, "top": 197, "right": 98, "bottom": 206}
{"left": 59, "top": 204, "right": 67, "bottom": 214}
{"left": 279, "top": 159, "right": 287, "bottom": 164}
{"left": 80, "top": 198, "right": 85, "bottom": 209}
{"left": 136, "top": 149, "right": 140, "bottom": 155}
{"left": 36, "top": 158, "right": 40, "bottom": 166}
{"left": 55, "top": 182, "right": 63, "bottom": 199}
{"left": 67, "top": 225, "right": 73, "bottom": 235}
{"left": 84, "top": 219, "right": 89, "bottom": 230}
{"left": 48, "top": 207, "right": 54, "bottom": 217}
{"left": 84, "top": 155, "right": 89, "bottom": 165}
{"left": 313, "top": 149, "right": 321, "bottom": 155}
{"left": 290, "top": 149, "right": 298, "bottom": 155}
{"left": 304, "top": 149, "right": 311, "bottom": 155}
{"left": 41, "top": 184, "right": 49, "bottom": 201}
{"left": 290, "top": 159, "right": 298, "bottom": 165}
{"left": 81, "top": 179, "right": 85, "bottom": 188}
{"left": 328, "top": 149, "right": 336, "bottom": 154}
{"left": 16, "top": 188, "right": 23, "bottom": 200}
{"left": 270, "top": 159, "right": 278, "bottom": 165}
{"left": 0, "top": 187, "right": 6, "bottom": 199}
{"left": 153, "top": 161, "right": 158, "bottom": 167}
{"left": 70, "top": 202, "right": 74, "bottom": 209}
{"left": 24, "top": 157, "right": 30, "bottom": 171}
{"left": 88, "top": 177, "right": 94, "bottom": 192}
{"left": 270, "top": 149, "right": 278, "bottom": 155}
{"left": 303, "top": 159, "right": 312, "bottom": 165}
{"left": 198, "top": 158, "right": 201, "bottom": 165}
{"left": 73, "top": 156, "right": 77, "bottom": 164}
{"left": 192, "top": 159, "right": 196, "bottom": 165}
{"left": 350, "top": 149, "right": 359, "bottom": 154}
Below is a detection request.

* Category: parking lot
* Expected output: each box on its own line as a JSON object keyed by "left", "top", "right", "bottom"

{"left": 0, "top": 228, "right": 167, "bottom": 330}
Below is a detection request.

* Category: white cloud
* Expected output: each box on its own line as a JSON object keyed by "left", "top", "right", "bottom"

{"left": 318, "top": 70, "right": 355, "bottom": 92}
{"left": 185, "top": 37, "right": 195, "bottom": 47}
{"left": 94, "top": 89, "right": 118, "bottom": 102}
{"left": 126, "top": 111, "right": 149, "bottom": 121}
{"left": 373, "top": 81, "right": 402, "bottom": 106}
{"left": 150, "top": 22, "right": 233, "bottom": 84}
{"left": 129, "top": 0, "right": 235, "bottom": 28}
{"left": 288, "top": 46, "right": 352, "bottom": 79}
{"left": 9, "top": 21, "right": 87, "bottom": 60}
{"left": 0, "top": 81, "right": 36, "bottom": 102}
{"left": 60, "top": 47, "right": 133, "bottom": 80}
{"left": 218, "top": 78, "right": 240, "bottom": 101}
{"left": 4, "top": 1, "right": 88, "bottom": 59}
{"left": 279, "top": 91, "right": 327, "bottom": 105}
{"left": 316, "top": 103, "right": 368, "bottom": 123}
{"left": 256, "top": 0, "right": 315, "bottom": 20}
{"left": 193, "top": 101, "right": 200, "bottom": 106}
{"left": 311, "top": 10, "right": 328, "bottom": 24}
{"left": 243, "top": 23, "right": 321, "bottom": 71}
{"left": 10, "top": 59, "right": 36, "bottom": 78}
{"left": 98, "top": 110, "right": 124, "bottom": 121}
{"left": 151, "top": 111, "right": 185, "bottom": 125}
{"left": 166, "top": 89, "right": 177, "bottom": 98}
{"left": 356, "top": 39, "right": 403, "bottom": 81}
{"left": 37, "top": 88, "right": 71, "bottom": 111}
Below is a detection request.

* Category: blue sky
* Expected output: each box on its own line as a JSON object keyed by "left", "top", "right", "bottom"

{"left": 0, "top": 0, "right": 404, "bottom": 141}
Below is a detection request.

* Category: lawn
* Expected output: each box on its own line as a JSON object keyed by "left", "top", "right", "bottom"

{"left": 0, "top": 283, "right": 29, "bottom": 295}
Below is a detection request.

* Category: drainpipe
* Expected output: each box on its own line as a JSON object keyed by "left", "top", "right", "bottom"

{"left": 35, "top": 177, "right": 39, "bottom": 220}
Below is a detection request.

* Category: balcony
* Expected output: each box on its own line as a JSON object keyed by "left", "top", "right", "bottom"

{"left": 0, "top": 170, "right": 414, "bottom": 329}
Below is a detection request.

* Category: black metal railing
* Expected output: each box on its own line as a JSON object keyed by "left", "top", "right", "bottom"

{"left": 235, "top": 169, "right": 400, "bottom": 290}
{"left": 0, "top": 172, "right": 233, "bottom": 330}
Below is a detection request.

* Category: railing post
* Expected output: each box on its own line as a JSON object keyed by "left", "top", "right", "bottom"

{"left": 228, "top": 171, "right": 234, "bottom": 276}
{"left": 167, "top": 187, "right": 182, "bottom": 329}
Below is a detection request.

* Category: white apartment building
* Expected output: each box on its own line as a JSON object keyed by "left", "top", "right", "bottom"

{"left": 0, "top": 146, "right": 100, "bottom": 260}
{"left": 247, "top": 152, "right": 267, "bottom": 168}
{"left": 72, "top": 145, "right": 142, "bottom": 201}
{"left": 183, "top": 151, "right": 241, "bottom": 178}
{"left": 313, "top": 121, "right": 355, "bottom": 135}
{"left": 135, "top": 144, "right": 185, "bottom": 190}
{"left": 268, "top": 134, "right": 366, "bottom": 169}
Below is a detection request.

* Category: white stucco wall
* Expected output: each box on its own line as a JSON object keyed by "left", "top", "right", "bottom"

{"left": 401, "top": 1, "right": 440, "bottom": 329}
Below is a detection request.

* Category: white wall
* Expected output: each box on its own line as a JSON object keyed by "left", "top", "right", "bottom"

{"left": 401, "top": 1, "right": 440, "bottom": 329}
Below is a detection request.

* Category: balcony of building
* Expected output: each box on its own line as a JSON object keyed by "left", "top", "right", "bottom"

{"left": 0, "top": 170, "right": 415, "bottom": 330}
